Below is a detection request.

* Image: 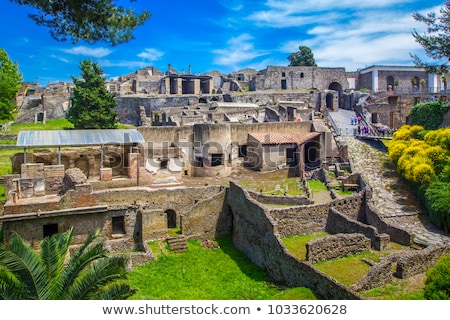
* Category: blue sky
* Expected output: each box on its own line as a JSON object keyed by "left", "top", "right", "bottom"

{"left": 0, "top": 0, "right": 445, "bottom": 84}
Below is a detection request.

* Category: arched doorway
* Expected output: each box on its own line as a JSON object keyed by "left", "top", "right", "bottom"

{"left": 386, "top": 76, "right": 395, "bottom": 90}
{"left": 328, "top": 82, "right": 343, "bottom": 109}
{"left": 165, "top": 209, "right": 177, "bottom": 229}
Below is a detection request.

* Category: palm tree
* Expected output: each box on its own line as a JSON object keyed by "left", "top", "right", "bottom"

{"left": 0, "top": 227, "right": 136, "bottom": 299}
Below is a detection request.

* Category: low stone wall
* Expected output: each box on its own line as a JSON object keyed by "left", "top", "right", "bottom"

{"left": 326, "top": 208, "right": 390, "bottom": 250}
{"left": 352, "top": 256, "right": 396, "bottom": 292}
{"left": 365, "top": 201, "right": 413, "bottom": 246}
{"left": 395, "top": 244, "right": 450, "bottom": 279}
{"left": 227, "top": 182, "right": 361, "bottom": 299}
{"left": 248, "top": 191, "right": 313, "bottom": 206}
{"left": 306, "top": 233, "right": 371, "bottom": 263}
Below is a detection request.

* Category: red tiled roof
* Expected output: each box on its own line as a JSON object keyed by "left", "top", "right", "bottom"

{"left": 248, "top": 131, "right": 321, "bottom": 145}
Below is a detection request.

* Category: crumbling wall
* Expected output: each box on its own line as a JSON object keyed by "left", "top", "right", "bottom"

{"left": 227, "top": 182, "right": 360, "bottom": 299}
{"left": 326, "top": 207, "right": 390, "bottom": 250}
{"left": 395, "top": 244, "right": 450, "bottom": 279}
{"left": 306, "top": 233, "right": 371, "bottom": 263}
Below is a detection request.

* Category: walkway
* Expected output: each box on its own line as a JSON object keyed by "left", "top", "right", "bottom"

{"left": 328, "top": 109, "right": 450, "bottom": 245}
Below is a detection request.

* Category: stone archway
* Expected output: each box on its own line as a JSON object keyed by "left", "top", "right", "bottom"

{"left": 328, "top": 82, "right": 343, "bottom": 109}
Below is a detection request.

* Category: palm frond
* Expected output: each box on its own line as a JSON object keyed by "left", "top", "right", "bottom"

{"left": 0, "top": 267, "right": 27, "bottom": 299}
{"left": 92, "top": 282, "right": 137, "bottom": 300}
{"left": 64, "top": 255, "right": 130, "bottom": 300}
{"left": 0, "top": 233, "right": 48, "bottom": 299}
{"left": 40, "top": 227, "right": 74, "bottom": 299}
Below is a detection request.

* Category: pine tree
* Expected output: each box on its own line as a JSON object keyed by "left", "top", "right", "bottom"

{"left": 287, "top": 46, "right": 317, "bottom": 67}
{"left": 67, "top": 60, "right": 118, "bottom": 129}
{"left": 10, "top": 0, "right": 150, "bottom": 46}
{"left": 0, "top": 49, "right": 23, "bottom": 120}
{"left": 411, "top": 1, "right": 450, "bottom": 73}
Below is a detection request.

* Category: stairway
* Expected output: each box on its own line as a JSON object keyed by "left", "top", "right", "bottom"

{"left": 166, "top": 235, "right": 188, "bottom": 253}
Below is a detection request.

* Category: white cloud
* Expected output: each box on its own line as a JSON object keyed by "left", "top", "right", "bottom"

{"left": 137, "top": 48, "right": 164, "bottom": 62}
{"left": 213, "top": 34, "right": 270, "bottom": 68}
{"left": 98, "top": 59, "right": 149, "bottom": 69}
{"left": 217, "top": 0, "right": 244, "bottom": 11}
{"left": 62, "top": 46, "right": 112, "bottom": 58}
{"left": 50, "top": 54, "right": 70, "bottom": 64}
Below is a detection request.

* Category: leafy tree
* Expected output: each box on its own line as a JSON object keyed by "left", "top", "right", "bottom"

{"left": 411, "top": 1, "right": 450, "bottom": 73}
{"left": 424, "top": 253, "right": 450, "bottom": 299}
{"left": 287, "top": 46, "right": 317, "bottom": 67}
{"left": 0, "top": 227, "right": 136, "bottom": 299}
{"left": 11, "top": 0, "right": 150, "bottom": 45}
{"left": 67, "top": 59, "right": 118, "bottom": 129}
{"left": 0, "top": 48, "right": 23, "bottom": 120}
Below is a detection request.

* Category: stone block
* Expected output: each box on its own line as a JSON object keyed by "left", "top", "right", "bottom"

{"left": 100, "top": 167, "right": 113, "bottom": 181}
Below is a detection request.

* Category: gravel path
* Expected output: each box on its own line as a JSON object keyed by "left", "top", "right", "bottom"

{"left": 329, "top": 109, "right": 450, "bottom": 245}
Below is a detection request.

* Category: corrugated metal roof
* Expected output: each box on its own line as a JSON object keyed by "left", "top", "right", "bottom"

{"left": 16, "top": 129, "right": 145, "bottom": 147}
{"left": 248, "top": 131, "right": 321, "bottom": 145}
{"left": 211, "top": 102, "right": 259, "bottom": 108}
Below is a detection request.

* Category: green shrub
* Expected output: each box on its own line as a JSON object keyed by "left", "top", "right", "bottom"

{"left": 409, "top": 101, "right": 450, "bottom": 130}
{"left": 424, "top": 254, "right": 450, "bottom": 299}
{"left": 425, "top": 182, "right": 450, "bottom": 232}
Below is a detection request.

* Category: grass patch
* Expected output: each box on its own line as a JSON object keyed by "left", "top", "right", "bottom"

{"left": 0, "top": 184, "right": 5, "bottom": 201}
{"left": 0, "top": 148, "right": 22, "bottom": 176}
{"left": 307, "top": 179, "right": 328, "bottom": 193}
{"left": 6, "top": 119, "right": 74, "bottom": 133}
{"left": 336, "top": 189, "right": 354, "bottom": 196}
{"left": 129, "top": 237, "right": 317, "bottom": 300}
{"left": 360, "top": 275, "right": 426, "bottom": 300}
{"left": 314, "top": 243, "right": 411, "bottom": 286}
{"left": 282, "top": 232, "right": 329, "bottom": 260}
{"left": 3, "top": 119, "right": 135, "bottom": 134}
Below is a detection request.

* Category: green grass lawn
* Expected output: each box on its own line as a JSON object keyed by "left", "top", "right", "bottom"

{"left": 128, "top": 237, "right": 317, "bottom": 300}
{"left": 307, "top": 179, "right": 328, "bottom": 193}
{"left": 282, "top": 232, "right": 329, "bottom": 260}
{"left": 1, "top": 118, "right": 135, "bottom": 135}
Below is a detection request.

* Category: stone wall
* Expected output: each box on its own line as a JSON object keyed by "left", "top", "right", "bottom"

{"left": 250, "top": 66, "right": 349, "bottom": 92}
{"left": 247, "top": 191, "right": 313, "bottom": 206}
{"left": 364, "top": 200, "right": 413, "bottom": 246}
{"left": 306, "top": 233, "right": 371, "bottom": 263}
{"left": 227, "top": 182, "right": 360, "bottom": 299}
{"left": 395, "top": 244, "right": 450, "bottom": 279}
{"left": 181, "top": 188, "right": 232, "bottom": 240}
{"left": 351, "top": 256, "right": 396, "bottom": 292}
{"left": 352, "top": 244, "right": 450, "bottom": 291}
{"left": 326, "top": 207, "right": 390, "bottom": 250}
{"left": 270, "top": 203, "right": 330, "bottom": 238}
{"left": 268, "top": 195, "right": 364, "bottom": 238}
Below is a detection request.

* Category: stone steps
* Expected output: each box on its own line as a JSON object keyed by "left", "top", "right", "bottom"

{"left": 166, "top": 235, "right": 188, "bottom": 253}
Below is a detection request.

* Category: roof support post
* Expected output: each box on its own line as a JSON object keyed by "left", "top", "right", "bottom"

{"left": 100, "top": 144, "right": 104, "bottom": 168}
{"left": 23, "top": 148, "right": 27, "bottom": 164}
{"left": 58, "top": 146, "right": 61, "bottom": 165}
